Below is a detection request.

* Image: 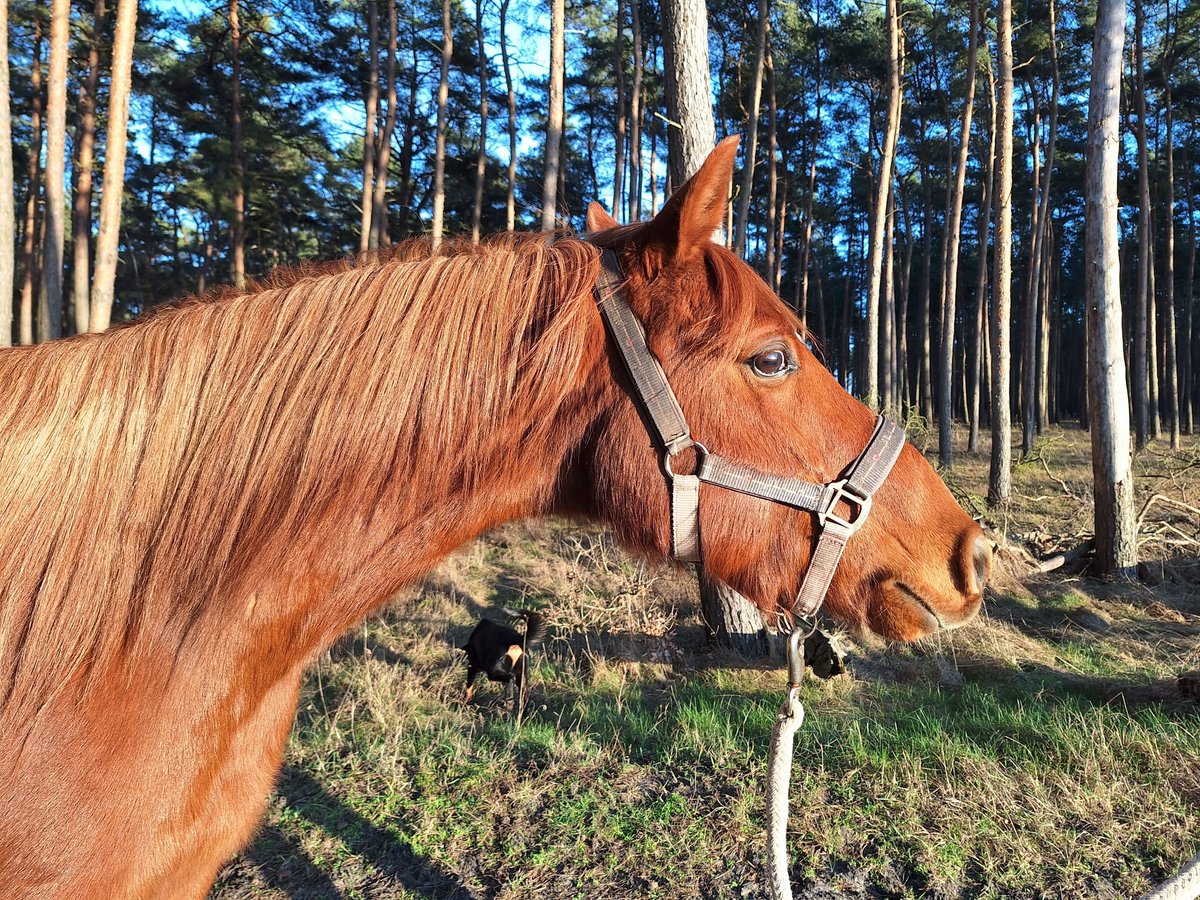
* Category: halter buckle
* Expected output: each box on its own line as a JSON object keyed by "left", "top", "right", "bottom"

{"left": 817, "top": 478, "right": 872, "bottom": 534}
{"left": 661, "top": 441, "right": 707, "bottom": 479}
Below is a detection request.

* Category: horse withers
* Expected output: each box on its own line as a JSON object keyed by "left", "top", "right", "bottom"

{"left": 0, "top": 137, "right": 986, "bottom": 897}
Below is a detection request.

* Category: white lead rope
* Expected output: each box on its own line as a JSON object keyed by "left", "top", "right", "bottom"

{"left": 766, "top": 627, "right": 809, "bottom": 900}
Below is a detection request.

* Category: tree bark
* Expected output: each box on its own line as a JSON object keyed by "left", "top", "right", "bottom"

{"left": 0, "top": 0, "right": 13, "bottom": 348}
{"left": 228, "top": 0, "right": 246, "bottom": 287}
{"left": 988, "top": 0, "right": 1015, "bottom": 506}
{"left": 89, "top": 0, "right": 138, "bottom": 331}
{"left": 865, "top": 0, "right": 903, "bottom": 410}
{"left": 500, "top": 0, "right": 516, "bottom": 231}
{"left": 371, "top": 0, "right": 398, "bottom": 249}
{"left": 19, "top": 19, "right": 44, "bottom": 346}
{"left": 431, "top": 0, "right": 452, "bottom": 249}
{"left": 39, "top": 0, "right": 70, "bottom": 343}
{"left": 662, "top": 0, "right": 716, "bottom": 194}
{"left": 612, "top": 0, "right": 626, "bottom": 220}
{"left": 968, "top": 46, "right": 995, "bottom": 454}
{"left": 470, "top": 0, "right": 487, "bottom": 243}
{"left": 698, "top": 570, "right": 767, "bottom": 656}
{"left": 1133, "top": 0, "right": 1151, "bottom": 449}
{"left": 732, "top": 0, "right": 769, "bottom": 257}
{"left": 359, "top": 0, "right": 379, "bottom": 253}
{"left": 72, "top": 0, "right": 106, "bottom": 335}
{"left": 938, "top": 0, "right": 979, "bottom": 467}
{"left": 628, "top": 0, "right": 643, "bottom": 222}
{"left": 540, "top": 0, "right": 564, "bottom": 231}
{"left": 764, "top": 42, "right": 778, "bottom": 284}
{"left": 1084, "top": 0, "right": 1137, "bottom": 578}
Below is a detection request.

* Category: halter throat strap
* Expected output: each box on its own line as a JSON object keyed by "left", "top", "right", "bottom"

{"left": 592, "top": 247, "right": 906, "bottom": 620}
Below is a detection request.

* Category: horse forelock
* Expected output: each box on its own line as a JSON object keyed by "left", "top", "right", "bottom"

{"left": 0, "top": 233, "right": 602, "bottom": 722}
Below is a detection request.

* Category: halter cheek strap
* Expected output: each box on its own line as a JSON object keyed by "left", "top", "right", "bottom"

{"left": 592, "top": 247, "right": 907, "bottom": 620}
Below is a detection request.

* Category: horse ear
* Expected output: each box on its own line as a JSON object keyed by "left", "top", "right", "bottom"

{"left": 644, "top": 135, "right": 739, "bottom": 261}
{"left": 586, "top": 201, "right": 619, "bottom": 233}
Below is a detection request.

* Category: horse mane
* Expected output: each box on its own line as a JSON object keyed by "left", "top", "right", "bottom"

{"left": 0, "top": 233, "right": 601, "bottom": 720}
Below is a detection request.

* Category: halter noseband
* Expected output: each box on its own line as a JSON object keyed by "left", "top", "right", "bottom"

{"left": 592, "top": 247, "right": 907, "bottom": 623}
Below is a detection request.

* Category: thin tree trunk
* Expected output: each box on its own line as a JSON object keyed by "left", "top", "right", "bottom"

{"left": 989, "top": 0, "right": 1015, "bottom": 506}
{"left": 89, "top": 0, "right": 138, "bottom": 331}
{"left": 764, "top": 42, "right": 778, "bottom": 283}
{"left": 469, "top": 0, "right": 487, "bottom": 243}
{"left": 371, "top": 0, "right": 398, "bottom": 249}
{"left": 882, "top": 184, "right": 896, "bottom": 413}
{"left": 39, "top": 0, "right": 70, "bottom": 343}
{"left": 0, "top": 0, "right": 13, "bottom": 348}
{"left": 500, "top": 0, "right": 517, "bottom": 231}
{"left": 865, "top": 0, "right": 903, "bottom": 410}
{"left": 228, "top": 0, "right": 246, "bottom": 287}
{"left": 938, "top": 0, "right": 978, "bottom": 467}
{"left": 732, "top": 0, "right": 769, "bottom": 257}
{"left": 72, "top": 0, "right": 106, "bottom": 335}
{"left": 359, "top": 0, "right": 379, "bottom": 253}
{"left": 628, "top": 0, "right": 643, "bottom": 222}
{"left": 540, "top": 0, "right": 565, "bottom": 231}
{"left": 19, "top": 20, "right": 44, "bottom": 347}
{"left": 395, "top": 32, "right": 418, "bottom": 238}
{"left": 1085, "top": 0, "right": 1136, "bottom": 577}
{"left": 1133, "top": 0, "right": 1151, "bottom": 448}
{"left": 1183, "top": 144, "right": 1196, "bottom": 434}
{"left": 1163, "top": 83, "right": 1180, "bottom": 449}
{"left": 612, "top": 0, "right": 626, "bottom": 220}
{"left": 431, "top": 0, "right": 452, "bottom": 249}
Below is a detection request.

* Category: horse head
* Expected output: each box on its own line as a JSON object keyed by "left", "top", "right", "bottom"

{"left": 575, "top": 137, "right": 988, "bottom": 641}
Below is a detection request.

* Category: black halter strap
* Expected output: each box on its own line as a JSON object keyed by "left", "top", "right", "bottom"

{"left": 592, "top": 247, "right": 906, "bottom": 620}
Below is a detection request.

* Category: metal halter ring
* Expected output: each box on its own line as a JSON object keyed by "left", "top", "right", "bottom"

{"left": 661, "top": 441, "right": 709, "bottom": 479}
{"left": 817, "top": 478, "right": 873, "bottom": 534}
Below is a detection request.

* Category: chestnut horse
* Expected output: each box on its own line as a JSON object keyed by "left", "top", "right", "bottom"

{"left": 0, "top": 139, "right": 986, "bottom": 897}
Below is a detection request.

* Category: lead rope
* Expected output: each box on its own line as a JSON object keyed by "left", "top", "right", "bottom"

{"left": 767, "top": 627, "right": 809, "bottom": 900}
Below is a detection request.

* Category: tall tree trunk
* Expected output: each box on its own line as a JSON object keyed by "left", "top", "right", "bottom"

{"left": 39, "top": 0, "right": 70, "bottom": 343}
{"left": 732, "top": 0, "right": 769, "bottom": 257}
{"left": 395, "top": 33, "right": 418, "bottom": 238}
{"left": 796, "top": 30, "right": 822, "bottom": 321}
{"left": 540, "top": 0, "right": 565, "bottom": 231}
{"left": 371, "top": 0, "right": 398, "bottom": 249}
{"left": 1132, "top": 0, "right": 1151, "bottom": 449}
{"left": 882, "top": 184, "right": 896, "bottom": 413}
{"left": 628, "top": 0, "right": 643, "bottom": 222}
{"left": 663, "top": 0, "right": 716, "bottom": 194}
{"left": 969, "top": 44, "right": 995, "bottom": 454}
{"left": 1182, "top": 145, "right": 1195, "bottom": 434}
{"left": 470, "top": 0, "right": 487, "bottom": 243}
{"left": 359, "top": 0, "right": 379, "bottom": 253}
{"left": 228, "top": 0, "right": 246, "bottom": 287}
{"left": 764, "top": 42, "right": 778, "bottom": 284}
{"left": 19, "top": 20, "right": 44, "bottom": 346}
{"left": 500, "top": 0, "right": 517, "bottom": 231}
{"left": 988, "top": 0, "right": 1014, "bottom": 506}
{"left": 72, "top": 0, "right": 106, "bottom": 335}
{"left": 1085, "top": 0, "right": 1136, "bottom": 578}
{"left": 865, "top": 0, "right": 903, "bottom": 410}
{"left": 89, "top": 0, "right": 138, "bottom": 331}
{"left": 0, "top": 0, "right": 13, "bottom": 348}
{"left": 612, "top": 0, "right": 626, "bottom": 220}
{"left": 938, "top": 0, "right": 978, "bottom": 467}
{"left": 1163, "top": 84, "right": 1180, "bottom": 449}
{"left": 431, "top": 0, "right": 452, "bottom": 249}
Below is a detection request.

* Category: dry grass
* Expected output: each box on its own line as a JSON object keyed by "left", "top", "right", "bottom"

{"left": 212, "top": 426, "right": 1200, "bottom": 900}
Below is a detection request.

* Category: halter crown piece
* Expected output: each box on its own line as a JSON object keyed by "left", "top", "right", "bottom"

{"left": 591, "top": 247, "right": 907, "bottom": 626}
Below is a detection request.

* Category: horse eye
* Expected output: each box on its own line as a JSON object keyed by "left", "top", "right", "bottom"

{"left": 750, "top": 348, "right": 792, "bottom": 378}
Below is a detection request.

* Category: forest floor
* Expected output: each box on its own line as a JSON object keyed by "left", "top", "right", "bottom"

{"left": 210, "top": 424, "right": 1200, "bottom": 900}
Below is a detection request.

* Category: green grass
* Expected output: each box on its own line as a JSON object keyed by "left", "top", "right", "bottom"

{"left": 212, "top": 427, "right": 1200, "bottom": 899}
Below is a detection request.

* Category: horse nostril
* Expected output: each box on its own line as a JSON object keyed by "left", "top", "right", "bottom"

{"left": 971, "top": 535, "right": 992, "bottom": 594}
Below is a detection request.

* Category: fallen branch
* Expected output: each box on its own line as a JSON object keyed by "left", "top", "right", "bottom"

{"left": 1037, "top": 539, "right": 1096, "bottom": 573}
{"left": 1136, "top": 493, "right": 1200, "bottom": 532}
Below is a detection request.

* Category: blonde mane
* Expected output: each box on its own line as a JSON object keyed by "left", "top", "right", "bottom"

{"left": 0, "top": 233, "right": 601, "bottom": 720}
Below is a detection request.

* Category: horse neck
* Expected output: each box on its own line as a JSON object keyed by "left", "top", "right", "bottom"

{"left": 0, "top": 242, "right": 604, "bottom": 708}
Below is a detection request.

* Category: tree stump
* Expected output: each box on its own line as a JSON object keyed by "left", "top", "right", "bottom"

{"left": 697, "top": 567, "right": 767, "bottom": 656}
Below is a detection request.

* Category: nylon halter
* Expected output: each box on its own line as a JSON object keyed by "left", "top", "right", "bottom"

{"left": 592, "top": 247, "right": 907, "bottom": 622}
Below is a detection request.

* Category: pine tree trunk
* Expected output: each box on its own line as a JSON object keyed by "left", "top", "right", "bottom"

{"left": 71, "top": 0, "right": 106, "bottom": 335}
{"left": 371, "top": 0, "right": 398, "bottom": 250}
{"left": 19, "top": 20, "right": 43, "bottom": 347}
{"left": 865, "top": 0, "right": 903, "bottom": 410}
{"left": 698, "top": 570, "right": 767, "bottom": 656}
{"left": 968, "top": 50, "right": 995, "bottom": 454}
{"left": 39, "top": 0, "right": 70, "bottom": 343}
{"left": 938, "top": 0, "right": 978, "bottom": 467}
{"left": 764, "top": 43, "right": 778, "bottom": 284}
{"left": 431, "top": 0, "right": 452, "bottom": 249}
{"left": 662, "top": 0, "right": 716, "bottom": 193}
{"left": 1085, "top": 0, "right": 1137, "bottom": 578}
{"left": 0, "top": 0, "right": 13, "bottom": 348}
{"left": 732, "top": 0, "right": 769, "bottom": 257}
{"left": 1133, "top": 0, "right": 1151, "bottom": 449}
{"left": 470, "top": 0, "right": 487, "bottom": 243}
{"left": 228, "top": 0, "right": 246, "bottom": 287}
{"left": 1163, "top": 85, "right": 1180, "bottom": 449}
{"left": 540, "top": 0, "right": 564, "bottom": 231}
{"left": 89, "top": 0, "right": 138, "bottom": 331}
{"left": 359, "top": 0, "right": 379, "bottom": 253}
{"left": 612, "top": 0, "right": 626, "bottom": 220}
{"left": 628, "top": 0, "right": 643, "bottom": 222}
{"left": 988, "top": 0, "right": 1015, "bottom": 506}
{"left": 1183, "top": 146, "right": 1196, "bottom": 434}
{"left": 500, "top": 0, "right": 516, "bottom": 231}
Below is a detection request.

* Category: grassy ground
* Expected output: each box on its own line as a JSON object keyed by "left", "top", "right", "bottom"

{"left": 211, "top": 425, "right": 1200, "bottom": 899}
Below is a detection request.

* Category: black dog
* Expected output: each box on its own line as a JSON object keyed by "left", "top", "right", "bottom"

{"left": 460, "top": 609, "right": 547, "bottom": 703}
